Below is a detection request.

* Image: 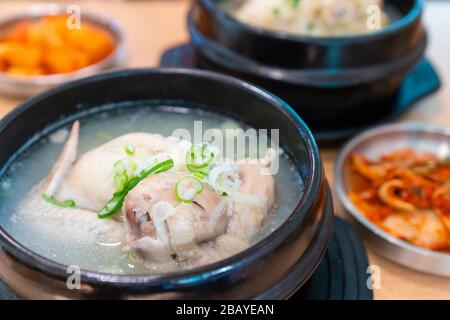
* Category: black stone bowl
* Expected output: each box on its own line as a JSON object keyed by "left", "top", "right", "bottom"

{"left": 188, "top": 0, "right": 427, "bottom": 129}
{"left": 0, "top": 69, "right": 333, "bottom": 299}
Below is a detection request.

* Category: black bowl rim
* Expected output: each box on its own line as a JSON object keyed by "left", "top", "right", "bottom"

{"left": 0, "top": 68, "right": 323, "bottom": 289}
{"left": 188, "top": 14, "right": 427, "bottom": 87}
{"left": 203, "top": 0, "right": 424, "bottom": 43}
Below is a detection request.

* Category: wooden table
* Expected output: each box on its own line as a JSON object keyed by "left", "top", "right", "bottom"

{"left": 0, "top": 0, "right": 449, "bottom": 300}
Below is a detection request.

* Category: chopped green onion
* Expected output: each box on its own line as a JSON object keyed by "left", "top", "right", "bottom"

{"left": 97, "top": 132, "right": 112, "bottom": 141}
{"left": 114, "top": 158, "right": 136, "bottom": 178}
{"left": 272, "top": 7, "right": 280, "bottom": 16}
{"left": 43, "top": 194, "right": 76, "bottom": 208}
{"left": 175, "top": 176, "right": 204, "bottom": 203}
{"left": 98, "top": 159, "right": 174, "bottom": 219}
{"left": 192, "top": 171, "right": 207, "bottom": 180}
{"left": 185, "top": 143, "right": 217, "bottom": 178}
{"left": 113, "top": 158, "right": 137, "bottom": 192}
{"left": 124, "top": 144, "right": 135, "bottom": 155}
{"left": 186, "top": 143, "right": 216, "bottom": 170}
{"left": 113, "top": 173, "right": 127, "bottom": 193}
{"left": 289, "top": 0, "right": 301, "bottom": 8}
{"left": 187, "top": 164, "right": 211, "bottom": 178}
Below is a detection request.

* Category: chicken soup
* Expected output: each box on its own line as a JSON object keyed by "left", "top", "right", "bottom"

{"left": 0, "top": 105, "right": 303, "bottom": 274}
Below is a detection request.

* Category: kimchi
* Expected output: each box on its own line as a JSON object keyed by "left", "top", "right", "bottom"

{"left": 349, "top": 149, "right": 450, "bottom": 253}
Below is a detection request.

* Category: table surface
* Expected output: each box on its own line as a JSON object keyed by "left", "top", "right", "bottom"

{"left": 0, "top": 0, "right": 449, "bottom": 300}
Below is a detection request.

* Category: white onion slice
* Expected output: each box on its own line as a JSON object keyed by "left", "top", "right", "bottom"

{"left": 167, "top": 137, "right": 192, "bottom": 169}
{"left": 208, "top": 198, "right": 228, "bottom": 235}
{"left": 150, "top": 201, "right": 174, "bottom": 252}
{"left": 208, "top": 164, "right": 241, "bottom": 193}
{"left": 227, "top": 190, "right": 266, "bottom": 207}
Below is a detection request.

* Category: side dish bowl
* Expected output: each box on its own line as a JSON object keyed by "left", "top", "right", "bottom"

{"left": 188, "top": 0, "right": 427, "bottom": 130}
{"left": 335, "top": 123, "right": 450, "bottom": 277}
{"left": 0, "top": 4, "right": 125, "bottom": 97}
{"left": 0, "top": 68, "right": 333, "bottom": 299}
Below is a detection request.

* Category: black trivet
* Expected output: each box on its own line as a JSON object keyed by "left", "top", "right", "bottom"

{"left": 160, "top": 44, "right": 441, "bottom": 143}
{"left": 292, "top": 218, "right": 372, "bottom": 300}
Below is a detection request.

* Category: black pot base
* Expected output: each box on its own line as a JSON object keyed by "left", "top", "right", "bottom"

{"left": 160, "top": 44, "right": 440, "bottom": 142}
{"left": 0, "top": 217, "right": 371, "bottom": 300}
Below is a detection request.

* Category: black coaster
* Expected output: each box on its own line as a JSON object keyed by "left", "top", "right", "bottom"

{"left": 292, "top": 218, "right": 372, "bottom": 300}
{"left": 0, "top": 218, "right": 371, "bottom": 300}
{"left": 160, "top": 43, "right": 441, "bottom": 143}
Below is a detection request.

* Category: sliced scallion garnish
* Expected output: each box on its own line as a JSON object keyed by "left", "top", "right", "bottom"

{"left": 113, "top": 158, "right": 137, "bottom": 192}
{"left": 290, "top": 0, "right": 301, "bottom": 8}
{"left": 175, "top": 176, "right": 204, "bottom": 203}
{"left": 124, "top": 144, "right": 135, "bottom": 155}
{"left": 97, "top": 132, "right": 112, "bottom": 141}
{"left": 98, "top": 159, "right": 174, "bottom": 219}
{"left": 185, "top": 143, "right": 217, "bottom": 178}
{"left": 43, "top": 194, "right": 77, "bottom": 208}
{"left": 186, "top": 143, "right": 216, "bottom": 170}
{"left": 192, "top": 171, "right": 207, "bottom": 180}
{"left": 187, "top": 164, "right": 211, "bottom": 178}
